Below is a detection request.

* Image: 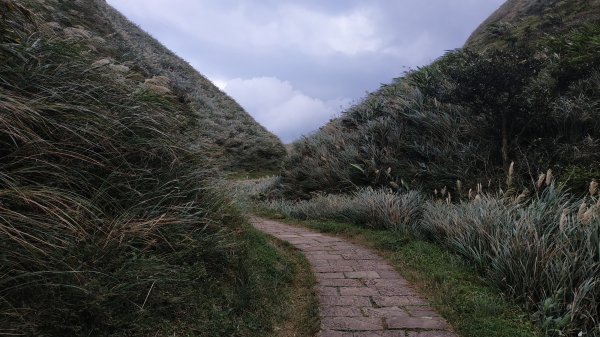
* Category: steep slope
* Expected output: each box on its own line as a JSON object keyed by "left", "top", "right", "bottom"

{"left": 92, "top": 0, "right": 286, "bottom": 171}
{"left": 0, "top": 0, "right": 289, "bottom": 335}
{"left": 36, "top": 0, "right": 285, "bottom": 171}
{"left": 466, "top": 0, "right": 600, "bottom": 49}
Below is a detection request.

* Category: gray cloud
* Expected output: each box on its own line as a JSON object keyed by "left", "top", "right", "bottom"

{"left": 107, "top": 0, "right": 504, "bottom": 142}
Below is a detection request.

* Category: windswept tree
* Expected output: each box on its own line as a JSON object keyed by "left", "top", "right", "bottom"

{"left": 434, "top": 48, "right": 544, "bottom": 168}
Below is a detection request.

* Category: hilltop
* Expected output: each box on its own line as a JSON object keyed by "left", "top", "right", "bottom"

{"left": 466, "top": 0, "right": 600, "bottom": 49}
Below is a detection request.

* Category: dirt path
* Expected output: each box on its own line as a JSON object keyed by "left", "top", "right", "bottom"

{"left": 250, "top": 217, "right": 458, "bottom": 337}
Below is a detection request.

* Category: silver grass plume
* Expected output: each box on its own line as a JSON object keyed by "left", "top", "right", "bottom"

{"left": 536, "top": 173, "right": 546, "bottom": 189}
{"left": 560, "top": 209, "right": 568, "bottom": 232}
{"left": 577, "top": 202, "right": 588, "bottom": 222}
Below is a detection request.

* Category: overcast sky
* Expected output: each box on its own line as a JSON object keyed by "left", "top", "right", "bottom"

{"left": 107, "top": 0, "right": 504, "bottom": 143}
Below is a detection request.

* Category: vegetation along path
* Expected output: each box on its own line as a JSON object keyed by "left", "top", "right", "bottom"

{"left": 251, "top": 217, "right": 457, "bottom": 337}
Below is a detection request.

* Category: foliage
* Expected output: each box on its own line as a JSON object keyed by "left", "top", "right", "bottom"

{"left": 280, "top": 81, "right": 487, "bottom": 198}
{"left": 422, "top": 48, "right": 544, "bottom": 166}
{"left": 420, "top": 185, "right": 600, "bottom": 336}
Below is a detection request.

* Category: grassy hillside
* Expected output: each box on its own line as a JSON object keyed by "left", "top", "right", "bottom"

{"left": 91, "top": 0, "right": 286, "bottom": 171}
{"left": 34, "top": 0, "right": 285, "bottom": 171}
{"left": 274, "top": 0, "right": 600, "bottom": 335}
{"left": 0, "top": 0, "right": 291, "bottom": 335}
{"left": 280, "top": 6, "right": 599, "bottom": 198}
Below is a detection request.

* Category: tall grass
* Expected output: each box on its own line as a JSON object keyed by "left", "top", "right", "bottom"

{"left": 268, "top": 188, "right": 424, "bottom": 233}
{"left": 0, "top": 3, "right": 285, "bottom": 335}
{"left": 419, "top": 185, "right": 600, "bottom": 336}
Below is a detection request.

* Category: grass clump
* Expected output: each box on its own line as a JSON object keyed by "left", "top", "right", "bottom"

{"left": 420, "top": 185, "right": 600, "bottom": 336}
{"left": 270, "top": 188, "right": 424, "bottom": 233}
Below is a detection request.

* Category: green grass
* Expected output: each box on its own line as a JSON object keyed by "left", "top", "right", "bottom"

{"left": 393, "top": 241, "right": 539, "bottom": 337}
{"left": 466, "top": 0, "right": 600, "bottom": 50}
{"left": 257, "top": 212, "right": 541, "bottom": 337}
{"left": 264, "top": 237, "right": 320, "bottom": 337}
{"left": 157, "top": 226, "right": 317, "bottom": 337}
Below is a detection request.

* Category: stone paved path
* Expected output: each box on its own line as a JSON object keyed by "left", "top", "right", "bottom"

{"left": 250, "top": 217, "right": 458, "bottom": 337}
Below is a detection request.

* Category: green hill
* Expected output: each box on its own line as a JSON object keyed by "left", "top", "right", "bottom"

{"left": 1, "top": 0, "right": 288, "bottom": 335}
{"left": 281, "top": 0, "right": 600, "bottom": 197}
{"left": 91, "top": 0, "right": 286, "bottom": 171}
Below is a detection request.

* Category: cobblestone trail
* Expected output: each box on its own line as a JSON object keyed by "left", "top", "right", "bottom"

{"left": 250, "top": 217, "right": 458, "bottom": 337}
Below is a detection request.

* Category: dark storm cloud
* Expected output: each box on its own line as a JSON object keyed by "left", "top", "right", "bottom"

{"left": 107, "top": 0, "right": 504, "bottom": 142}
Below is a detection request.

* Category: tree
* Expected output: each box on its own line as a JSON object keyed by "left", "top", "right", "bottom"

{"left": 438, "top": 48, "right": 544, "bottom": 168}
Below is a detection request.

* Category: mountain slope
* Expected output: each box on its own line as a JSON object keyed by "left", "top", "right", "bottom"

{"left": 37, "top": 0, "right": 286, "bottom": 171}
{"left": 92, "top": 0, "right": 286, "bottom": 171}
{"left": 281, "top": 0, "right": 600, "bottom": 197}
